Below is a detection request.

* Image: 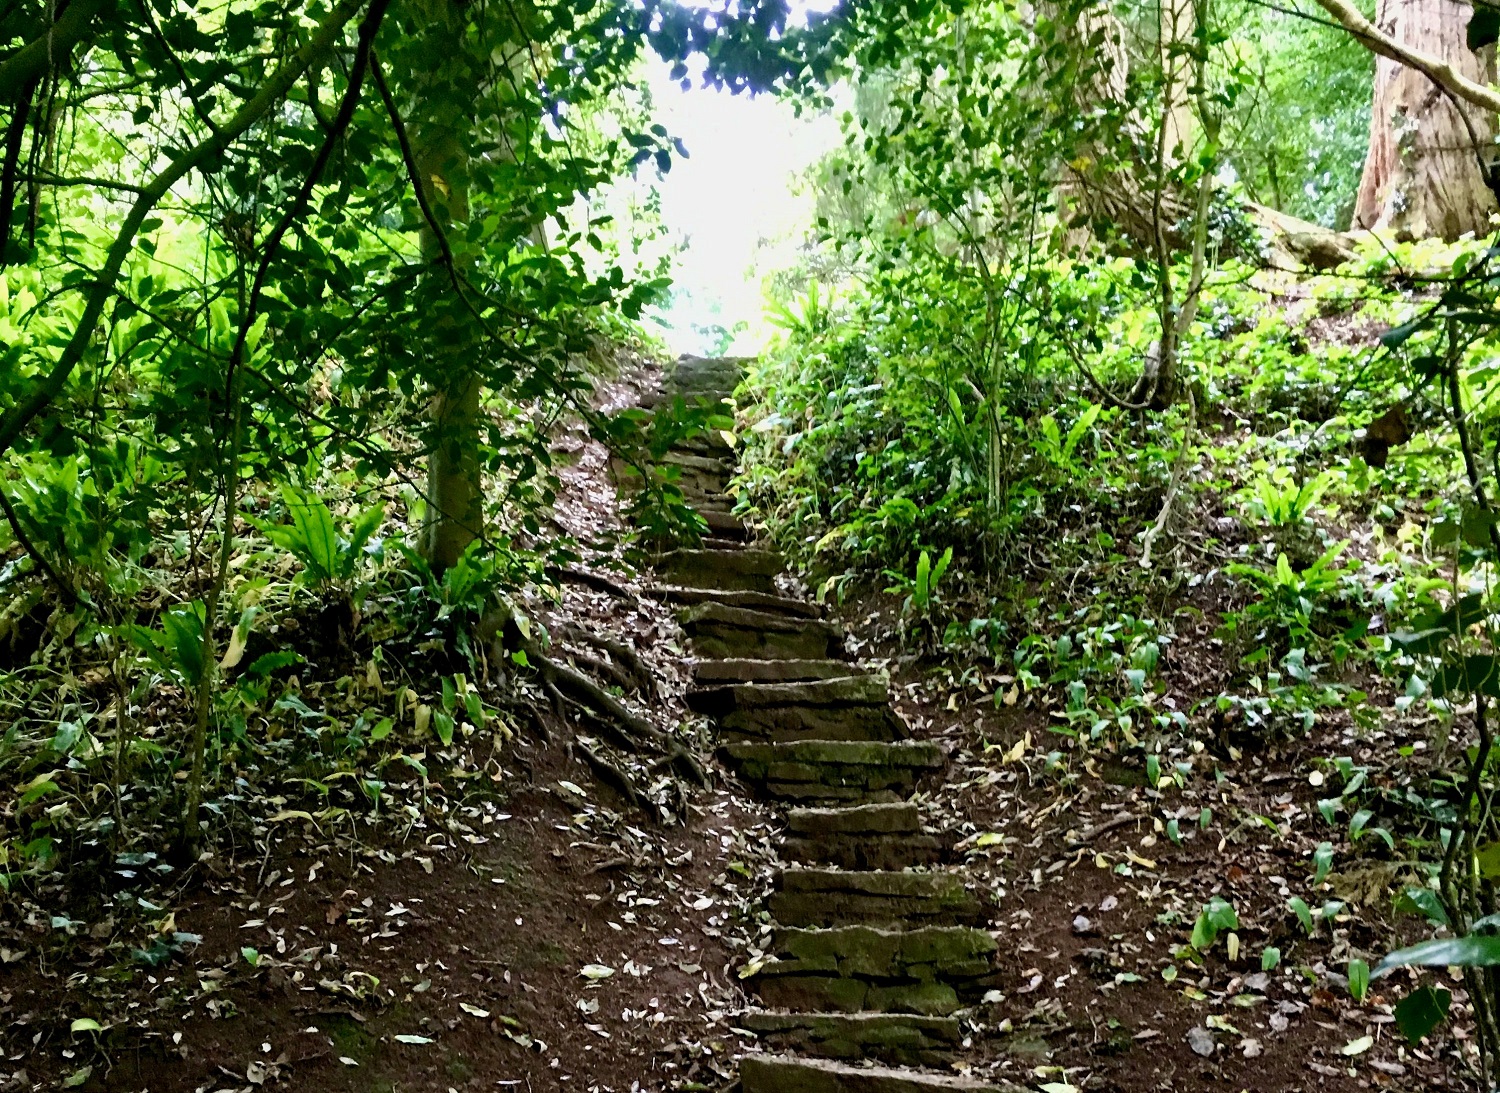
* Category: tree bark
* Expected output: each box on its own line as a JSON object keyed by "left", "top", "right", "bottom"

{"left": 408, "top": 2, "right": 483, "bottom": 572}
{"left": 1352, "top": 0, "right": 1497, "bottom": 240}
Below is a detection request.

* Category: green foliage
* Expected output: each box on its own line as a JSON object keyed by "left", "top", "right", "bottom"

{"left": 252, "top": 487, "right": 384, "bottom": 594}
{"left": 1191, "top": 897, "right": 1239, "bottom": 952}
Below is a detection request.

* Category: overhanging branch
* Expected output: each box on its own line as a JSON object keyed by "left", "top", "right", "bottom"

{"left": 1315, "top": 0, "right": 1500, "bottom": 115}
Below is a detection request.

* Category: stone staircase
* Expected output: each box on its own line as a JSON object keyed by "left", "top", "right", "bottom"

{"left": 639, "top": 358, "right": 1014, "bottom": 1093}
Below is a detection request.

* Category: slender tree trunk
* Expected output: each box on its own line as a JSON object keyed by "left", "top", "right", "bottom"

{"left": 1353, "top": 0, "right": 1497, "bottom": 240}
{"left": 411, "top": 4, "right": 482, "bottom": 572}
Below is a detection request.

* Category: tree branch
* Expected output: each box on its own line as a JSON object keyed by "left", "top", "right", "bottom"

{"left": 0, "top": 0, "right": 112, "bottom": 103}
{"left": 0, "top": 0, "right": 369, "bottom": 458}
{"left": 1314, "top": 0, "right": 1500, "bottom": 115}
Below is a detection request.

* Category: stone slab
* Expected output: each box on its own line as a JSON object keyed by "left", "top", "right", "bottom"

{"left": 693, "top": 659, "right": 854, "bottom": 685}
{"left": 748, "top": 925, "right": 997, "bottom": 1016}
{"left": 722, "top": 740, "right": 945, "bottom": 803}
{"left": 740, "top": 1056, "right": 1016, "bottom": 1093}
{"left": 770, "top": 869, "right": 984, "bottom": 928}
{"left": 737, "top": 1012, "right": 961, "bottom": 1067}
{"left": 688, "top": 676, "right": 904, "bottom": 743}
{"left": 648, "top": 586, "right": 824, "bottom": 618}
{"left": 783, "top": 833, "right": 947, "bottom": 872}
{"left": 690, "top": 676, "right": 889, "bottom": 712}
{"left": 787, "top": 804, "right": 920, "bottom": 836}
{"left": 683, "top": 603, "right": 842, "bottom": 661}
{"left": 657, "top": 549, "right": 783, "bottom": 593}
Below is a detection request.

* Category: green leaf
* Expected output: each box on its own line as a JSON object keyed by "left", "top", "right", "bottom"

{"left": 1393, "top": 986, "right": 1451, "bottom": 1044}
{"left": 344, "top": 502, "right": 386, "bottom": 578}
{"left": 1376, "top": 934, "right": 1500, "bottom": 977}
{"left": 1288, "top": 896, "right": 1314, "bottom": 934}
{"left": 1348, "top": 958, "right": 1370, "bottom": 1003}
{"left": 244, "top": 650, "right": 302, "bottom": 678}
{"left": 1191, "top": 897, "right": 1238, "bottom": 951}
{"left": 1145, "top": 754, "right": 1160, "bottom": 788}
{"left": 1261, "top": 946, "right": 1281, "bottom": 971}
{"left": 1395, "top": 887, "right": 1450, "bottom": 927}
{"left": 1312, "top": 842, "right": 1333, "bottom": 885}
{"left": 1380, "top": 319, "right": 1425, "bottom": 348}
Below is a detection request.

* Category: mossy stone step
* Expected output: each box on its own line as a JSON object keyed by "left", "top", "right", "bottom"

{"left": 737, "top": 1012, "right": 961, "bottom": 1068}
{"left": 748, "top": 925, "right": 997, "bottom": 1016}
{"left": 740, "top": 1056, "right": 1017, "bottom": 1093}
{"left": 682, "top": 603, "right": 842, "bottom": 661}
{"left": 696, "top": 507, "right": 749, "bottom": 540}
{"left": 688, "top": 677, "right": 905, "bottom": 743}
{"left": 693, "top": 659, "right": 854, "bottom": 685}
{"left": 788, "top": 803, "right": 921, "bottom": 836}
{"left": 770, "top": 869, "right": 983, "bottom": 929}
{"left": 650, "top": 586, "right": 824, "bottom": 619}
{"left": 656, "top": 549, "right": 783, "bottom": 593}
{"left": 721, "top": 740, "right": 945, "bottom": 803}
{"left": 783, "top": 831, "right": 947, "bottom": 872}
{"left": 783, "top": 804, "right": 945, "bottom": 870}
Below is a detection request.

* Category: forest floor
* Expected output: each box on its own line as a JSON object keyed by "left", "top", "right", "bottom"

{"left": 0, "top": 361, "right": 1466, "bottom": 1093}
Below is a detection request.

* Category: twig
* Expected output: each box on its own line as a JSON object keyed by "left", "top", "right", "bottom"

{"left": 1139, "top": 383, "right": 1197, "bottom": 570}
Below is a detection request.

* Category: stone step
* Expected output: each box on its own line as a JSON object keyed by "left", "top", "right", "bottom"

{"left": 687, "top": 677, "right": 905, "bottom": 743}
{"left": 696, "top": 507, "right": 749, "bottom": 541}
{"left": 770, "top": 869, "right": 984, "bottom": 929}
{"left": 656, "top": 548, "right": 783, "bottom": 593}
{"left": 741, "top": 1056, "right": 1015, "bottom": 1093}
{"left": 784, "top": 804, "right": 945, "bottom": 870}
{"left": 737, "top": 1012, "right": 961, "bottom": 1068}
{"left": 721, "top": 740, "right": 945, "bottom": 804}
{"left": 693, "top": 659, "right": 854, "bottom": 685}
{"left": 783, "top": 831, "right": 947, "bottom": 871}
{"left": 682, "top": 602, "right": 842, "bottom": 661}
{"left": 649, "top": 586, "right": 824, "bottom": 619}
{"left": 789, "top": 803, "right": 922, "bottom": 836}
{"left": 747, "top": 925, "right": 997, "bottom": 1016}
{"left": 662, "top": 449, "right": 734, "bottom": 475}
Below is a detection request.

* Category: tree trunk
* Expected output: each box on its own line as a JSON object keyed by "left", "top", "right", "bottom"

{"left": 1353, "top": 0, "right": 1498, "bottom": 240}
{"left": 412, "top": 4, "right": 483, "bottom": 572}
{"left": 1051, "top": 1, "right": 1193, "bottom": 254}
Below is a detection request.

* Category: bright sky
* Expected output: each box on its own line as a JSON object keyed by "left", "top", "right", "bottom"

{"left": 645, "top": 60, "right": 843, "bottom": 356}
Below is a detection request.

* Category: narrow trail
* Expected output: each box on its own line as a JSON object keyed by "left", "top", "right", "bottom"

{"left": 642, "top": 357, "right": 1017, "bottom": 1093}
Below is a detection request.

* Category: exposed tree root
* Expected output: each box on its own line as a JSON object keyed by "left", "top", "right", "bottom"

{"left": 560, "top": 621, "right": 660, "bottom": 698}
{"left": 574, "top": 738, "right": 648, "bottom": 810}
{"left": 480, "top": 606, "right": 710, "bottom": 794}
{"left": 545, "top": 564, "right": 636, "bottom": 602}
